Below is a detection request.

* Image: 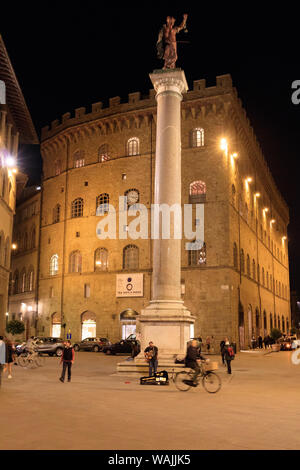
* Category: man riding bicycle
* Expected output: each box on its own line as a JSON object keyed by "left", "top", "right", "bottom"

{"left": 25, "top": 336, "right": 38, "bottom": 355}
{"left": 184, "top": 339, "right": 207, "bottom": 386}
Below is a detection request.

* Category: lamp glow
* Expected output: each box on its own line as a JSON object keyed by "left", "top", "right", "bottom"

{"left": 246, "top": 177, "right": 252, "bottom": 183}
{"left": 11, "top": 243, "right": 17, "bottom": 250}
{"left": 220, "top": 138, "right": 228, "bottom": 152}
{"left": 270, "top": 219, "right": 276, "bottom": 224}
{"left": 6, "top": 156, "right": 16, "bottom": 167}
{"left": 255, "top": 192, "right": 261, "bottom": 198}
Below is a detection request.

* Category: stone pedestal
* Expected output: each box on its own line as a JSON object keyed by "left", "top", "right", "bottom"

{"left": 117, "top": 69, "right": 195, "bottom": 374}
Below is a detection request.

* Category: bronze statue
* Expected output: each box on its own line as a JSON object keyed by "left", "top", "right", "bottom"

{"left": 157, "top": 14, "right": 188, "bottom": 69}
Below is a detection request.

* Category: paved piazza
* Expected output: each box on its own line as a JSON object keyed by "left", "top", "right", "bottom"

{"left": 0, "top": 350, "right": 299, "bottom": 450}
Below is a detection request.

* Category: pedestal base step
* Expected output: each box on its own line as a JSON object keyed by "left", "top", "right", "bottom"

{"left": 116, "top": 360, "right": 186, "bottom": 376}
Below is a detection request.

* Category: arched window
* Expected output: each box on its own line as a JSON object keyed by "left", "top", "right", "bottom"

{"left": 98, "top": 144, "right": 110, "bottom": 162}
{"left": 262, "top": 267, "right": 265, "bottom": 286}
{"left": 50, "top": 254, "right": 59, "bottom": 276}
{"left": 279, "top": 281, "right": 281, "bottom": 297}
{"left": 53, "top": 204, "right": 61, "bottom": 224}
{"left": 94, "top": 248, "right": 108, "bottom": 271}
{"left": 252, "top": 259, "right": 256, "bottom": 280}
{"left": 257, "top": 263, "right": 260, "bottom": 283}
{"left": 55, "top": 160, "right": 61, "bottom": 176}
{"left": 4, "top": 237, "right": 10, "bottom": 268}
{"left": 21, "top": 269, "right": 26, "bottom": 293}
{"left": 266, "top": 271, "right": 269, "bottom": 289}
{"left": 96, "top": 193, "right": 109, "bottom": 215}
{"left": 23, "top": 232, "right": 28, "bottom": 251}
{"left": 270, "top": 274, "right": 273, "bottom": 292}
{"left": 232, "top": 184, "right": 236, "bottom": 207}
{"left": 13, "top": 270, "right": 19, "bottom": 294}
{"left": 282, "top": 316, "right": 285, "bottom": 333}
{"left": 28, "top": 269, "right": 34, "bottom": 292}
{"left": 278, "top": 315, "right": 280, "bottom": 330}
{"left": 30, "top": 226, "right": 36, "bottom": 249}
{"left": 189, "top": 181, "right": 206, "bottom": 203}
{"left": 276, "top": 280, "right": 278, "bottom": 295}
{"left": 71, "top": 198, "right": 84, "bottom": 218}
{"left": 124, "top": 189, "right": 140, "bottom": 208}
{"left": 73, "top": 150, "right": 85, "bottom": 168}
{"left": 270, "top": 313, "right": 273, "bottom": 331}
{"left": 188, "top": 241, "right": 206, "bottom": 266}
{"left": 191, "top": 128, "right": 204, "bottom": 147}
{"left": 233, "top": 243, "right": 238, "bottom": 269}
{"left": 127, "top": 137, "right": 140, "bottom": 156}
{"left": 123, "top": 245, "right": 139, "bottom": 270}
{"left": 246, "top": 254, "right": 250, "bottom": 277}
{"left": 240, "top": 249, "right": 245, "bottom": 274}
{"left": 263, "top": 311, "right": 267, "bottom": 331}
{"left": 69, "top": 250, "right": 82, "bottom": 273}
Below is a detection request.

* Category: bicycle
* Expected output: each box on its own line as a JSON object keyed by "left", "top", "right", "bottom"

{"left": 17, "top": 350, "right": 45, "bottom": 368}
{"left": 175, "top": 361, "right": 221, "bottom": 393}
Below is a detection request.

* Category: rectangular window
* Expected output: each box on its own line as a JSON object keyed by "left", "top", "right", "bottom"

{"left": 84, "top": 284, "right": 90, "bottom": 298}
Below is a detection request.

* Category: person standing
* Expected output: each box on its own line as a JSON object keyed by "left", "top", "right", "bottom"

{"left": 3, "top": 338, "right": 15, "bottom": 379}
{"left": 258, "top": 335, "right": 263, "bottom": 349}
{"left": 144, "top": 341, "right": 158, "bottom": 377}
{"left": 220, "top": 339, "right": 226, "bottom": 365}
{"left": 0, "top": 336, "right": 6, "bottom": 388}
{"left": 223, "top": 341, "right": 234, "bottom": 374}
{"left": 59, "top": 340, "right": 75, "bottom": 383}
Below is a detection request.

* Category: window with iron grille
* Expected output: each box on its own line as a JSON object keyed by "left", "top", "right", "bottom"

{"left": 53, "top": 204, "right": 61, "bottom": 223}
{"left": 96, "top": 193, "right": 109, "bottom": 215}
{"left": 191, "top": 128, "right": 204, "bottom": 147}
{"left": 73, "top": 150, "right": 85, "bottom": 168}
{"left": 50, "top": 255, "right": 59, "bottom": 276}
{"left": 127, "top": 137, "right": 140, "bottom": 156}
{"left": 71, "top": 198, "right": 84, "bottom": 218}
{"left": 69, "top": 250, "right": 82, "bottom": 273}
{"left": 98, "top": 144, "right": 110, "bottom": 162}
{"left": 189, "top": 180, "right": 206, "bottom": 203}
{"left": 123, "top": 245, "right": 139, "bottom": 270}
{"left": 94, "top": 248, "right": 108, "bottom": 271}
{"left": 188, "top": 242, "right": 206, "bottom": 266}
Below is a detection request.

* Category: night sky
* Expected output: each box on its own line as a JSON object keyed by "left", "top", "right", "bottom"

{"left": 1, "top": 3, "right": 299, "bottom": 291}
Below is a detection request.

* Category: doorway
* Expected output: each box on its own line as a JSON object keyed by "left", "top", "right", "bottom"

{"left": 81, "top": 311, "right": 97, "bottom": 340}
{"left": 120, "top": 309, "right": 138, "bottom": 339}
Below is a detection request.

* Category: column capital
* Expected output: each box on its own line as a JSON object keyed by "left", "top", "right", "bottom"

{"left": 149, "top": 69, "right": 188, "bottom": 98}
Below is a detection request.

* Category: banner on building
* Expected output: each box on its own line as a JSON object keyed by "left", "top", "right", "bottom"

{"left": 116, "top": 274, "right": 144, "bottom": 297}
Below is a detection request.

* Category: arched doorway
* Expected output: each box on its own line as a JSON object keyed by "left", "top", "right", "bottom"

{"left": 247, "top": 305, "right": 253, "bottom": 347}
{"left": 120, "top": 309, "right": 139, "bottom": 339}
{"left": 238, "top": 302, "right": 245, "bottom": 350}
{"left": 51, "top": 312, "right": 61, "bottom": 337}
{"left": 255, "top": 308, "right": 260, "bottom": 337}
{"left": 263, "top": 310, "right": 267, "bottom": 336}
{"left": 81, "top": 311, "right": 97, "bottom": 340}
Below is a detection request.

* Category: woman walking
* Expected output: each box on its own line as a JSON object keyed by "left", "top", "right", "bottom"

{"left": 3, "top": 338, "right": 15, "bottom": 379}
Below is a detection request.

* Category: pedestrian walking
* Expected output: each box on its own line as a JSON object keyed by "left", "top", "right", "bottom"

{"left": 258, "top": 335, "right": 263, "bottom": 349}
{"left": 144, "top": 341, "right": 158, "bottom": 376}
{"left": 0, "top": 336, "right": 6, "bottom": 388}
{"left": 59, "top": 340, "right": 75, "bottom": 383}
{"left": 223, "top": 341, "right": 235, "bottom": 374}
{"left": 251, "top": 336, "right": 256, "bottom": 349}
{"left": 3, "top": 338, "right": 15, "bottom": 379}
{"left": 220, "top": 339, "right": 226, "bottom": 365}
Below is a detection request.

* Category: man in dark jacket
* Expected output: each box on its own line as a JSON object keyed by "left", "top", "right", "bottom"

{"left": 59, "top": 340, "right": 75, "bottom": 383}
{"left": 185, "top": 339, "right": 206, "bottom": 386}
{"left": 144, "top": 341, "right": 158, "bottom": 376}
{"left": 223, "top": 341, "right": 234, "bottom": 374}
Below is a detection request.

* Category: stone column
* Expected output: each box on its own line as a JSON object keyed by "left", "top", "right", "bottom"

{"left": 136, "top": 69, "right": 195, "bottom": 359}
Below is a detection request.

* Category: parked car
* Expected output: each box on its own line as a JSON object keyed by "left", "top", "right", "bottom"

{"left": 73, "top": 337, "right": 111, "bottom": 352}
{"left": 102, "top": 334, "right": 140, "bottom": 356}
{"left": 15, "top": 337, "right": 65, "bottom": 357}
{"left": 279, "top": 337, "right": 299, "bottom": 351}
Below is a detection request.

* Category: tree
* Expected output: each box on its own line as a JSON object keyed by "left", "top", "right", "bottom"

{"left": 270, "top": 328, "right": 282, "bottom": 342}
{"left": 6, "top": 320, "right": 25, "bottom": 336}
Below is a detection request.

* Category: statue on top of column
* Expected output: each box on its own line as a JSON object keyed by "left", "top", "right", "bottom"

{"left": 156, "top": 14, "right": 188, "bottom": 70}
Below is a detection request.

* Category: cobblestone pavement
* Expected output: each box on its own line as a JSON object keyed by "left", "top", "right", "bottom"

{"left": 0, "top": 350, "right": 299, "bottom": 450}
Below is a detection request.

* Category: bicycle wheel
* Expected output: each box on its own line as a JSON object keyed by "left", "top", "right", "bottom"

{"left": 36, "top": 354, "right": 46, "bottom": 367}
{"left": 27, "top": 357, "right": 38, "bottom": 369}
{"left": 18, "top": 354, "right": 28, "bottom": 367}
{"left": 202, "top": 372, "right": 222, "bottom": 394}
{"left": 175, "top": 371, "right": 193, "bottom": 391}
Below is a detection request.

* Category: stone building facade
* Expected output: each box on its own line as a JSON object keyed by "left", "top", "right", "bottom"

{"left": 8, "top": 187, "right": 41, "bottom": 338}
{"left": 0, "top": 35, "right": 38, "bottom": 335}
{"left": 35, "top": 73, "right": 290, "bottom": 348}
